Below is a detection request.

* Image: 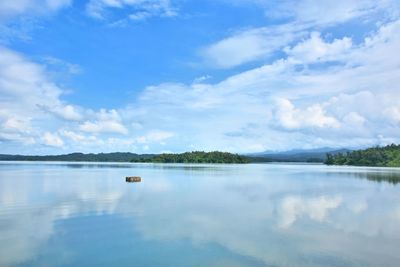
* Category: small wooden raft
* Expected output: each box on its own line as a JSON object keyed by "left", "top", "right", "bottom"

{"left": 126, "top": 176, "right": 141, "bottom": 183}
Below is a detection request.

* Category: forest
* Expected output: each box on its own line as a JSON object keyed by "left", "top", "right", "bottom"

{"left": 325, "top": 144, "right": 400, "bottom": 167}
{"left": 0, "top": 152, "right": 155, "bottom": 162}
{"left": 130, "top": 151, "right": 250, "bottom": 163}
{"left": 0, "top": 151, "right": 249, "bottom": 164}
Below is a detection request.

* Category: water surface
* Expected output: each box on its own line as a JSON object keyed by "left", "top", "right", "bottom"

{"left": 0, "top": 162, "right": 400, "bottom": 267}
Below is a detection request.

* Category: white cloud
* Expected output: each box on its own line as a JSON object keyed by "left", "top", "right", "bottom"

{"left": 0, "top": 110, "right": 33, "bottom": 134}
{"left": 201, "top": 25, "right": 304, "bottom": 68}
{"left": 254, "top": 0, "right": 399, "bottom": 26}
{"left": 60, "top": 130, "right": 86, "bottom": 142}
{"left": 79, "top": 109, "right": 128, "bottom": 134}
{"left": 60, "top": 130, "right": 99, "bottom": 144}
{"left": 120, "top": 18, "right": 400, "bottom": 152}
{"left": 0, "top": 46, "right": 135, "bottom": 153}
{"left": 136, "top": 130, "right": 174, "bottom": 144}
{"left": 274, "top": 98, "right": 341, "bottom": 130}
{"left": 201, "top": 0, "right": 399, "bottom": 69}
{"left": 0, "top": 0, "right": 72, "bottom": 21}
{"left": 42, "top": 132, "right": 64, "bottom": 147}
{"left": 39, "top": 104, "right": 83, "bottom": 121}
{"left": 79, "top": 120, "right": 128, "bottom": 134}
{"left": 129, "top": 11, "right": 150, "bottom": 21}
{"left": 1, "top": 1, "right": 400, "bottom": 154}
{"left": 2, "top": 118, "right": 30, "bottom": 133}
{"left": 342, "top": 112, "right": 366, "bottom": 127}
{"left": 384, "top": 107, "right": 400, "bottom": 123}
{"left": 146, "top": 130, "right": 174, "bottom": 142}
{"left": 193, "top": 75, "right": 211, "bottom": 84}
{"left": 86, "top": 0, "right": 177, "bottom": 21}
{"left": 284, "top": 32, "right": 352, "bottom": 63}
{"left": 0, "top": 46, "right": 181, "bottom": 153}
{"left": 0, "top": 46, "right": 68, "bottom": 147}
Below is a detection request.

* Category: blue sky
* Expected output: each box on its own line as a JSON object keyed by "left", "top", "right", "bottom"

{"left": 0, "top": 0, "right": 400, "bottom": 154}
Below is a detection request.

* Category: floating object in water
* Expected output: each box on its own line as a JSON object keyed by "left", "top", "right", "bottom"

{"left": 126, "top": 176, "right": 141, "bottom": 182}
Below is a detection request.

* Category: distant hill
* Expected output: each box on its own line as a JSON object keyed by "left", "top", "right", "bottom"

{"left": 0, "top": 152, "right": 155, "bottom": 162}
{"left": 0, "top": 151, "right": 249, "bottom": 164}
{"left": 131, "top": 151, "right": 250, "bottom": 164}
{"left": 248, "top": 148, "right": 351, "bottom": 163}
{"left": 0, "top": 148, "right": 355, "bottom": 164}
{"left": 325, "top": 144, "right": 400, "bottom": 167}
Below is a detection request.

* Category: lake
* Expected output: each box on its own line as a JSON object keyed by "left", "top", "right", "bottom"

{"left": 0, "top": 162, "right": 399, "bottom": 267}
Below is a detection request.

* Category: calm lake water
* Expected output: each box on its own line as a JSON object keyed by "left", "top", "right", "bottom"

{"left": 0, "top": 162, "right": 400, "bottom": 267}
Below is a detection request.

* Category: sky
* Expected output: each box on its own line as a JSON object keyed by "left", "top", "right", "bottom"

{"left": 0, "top": 0, "right": 400, "bottom": 155}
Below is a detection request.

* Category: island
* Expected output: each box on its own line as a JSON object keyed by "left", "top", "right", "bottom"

{"left": 325, "top": 144, "right": 400, "bottom": 167}
{"left": 130, "top": 151, "right": 250, "bottom": 163}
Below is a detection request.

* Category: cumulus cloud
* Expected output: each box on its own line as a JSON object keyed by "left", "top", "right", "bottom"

{"left": 0, "top": 46, "right": 70, "bottom": 147}
{"left": 1, "top": 1, "right": 400, "bottom": 154}
{"left": 0, "top": 115, "right": 36, "bottom": 145}
{"left": 79, "top": 109, "right": 128, "bottom": 134}
{"left": 201, "top": 0, "right": 399, "bottom": 69}
{"left": 60, "top": 130, "right": 99, "bottom": 144}
{"left": 343, "top": 112, "right": 366, "bottom": 127}
{"left": 274, "top": 98, "right": 340, "bottom": 130}
{"left": 0, "top": 46, "right": 182, "bottom": 153}
{"left": 39, "top": 104, "right": 83, "bottom": 121}
{"left": 42, "top": 132, "right": 64, "bottom": 147}
{"left": 284, "top": 32, "right": 352, "bottom": 63}
{"left": 79, "top": 121, "right": 128, "bottom": 134}
{"left": 0, "top": 46, "right": 135, "bottom": 153}
{"left": 122, "top": 18, "right": 400, "bottom": 152}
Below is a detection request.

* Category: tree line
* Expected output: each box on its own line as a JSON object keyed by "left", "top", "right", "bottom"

{"left": 0, "top": 152, "right": 154, "bottom": 162}
{"left": 325, "top": 144, "right": 400, "bottom": 167}
{"left": 130, "top": 151, "right": 250, "bottom": 163}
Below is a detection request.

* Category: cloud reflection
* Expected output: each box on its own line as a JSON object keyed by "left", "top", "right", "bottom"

{"left": 0, "top": 163, "right": 400, "bottom": 267}
{"left": 279, "top": 196, "right": 342, "bottom": 228}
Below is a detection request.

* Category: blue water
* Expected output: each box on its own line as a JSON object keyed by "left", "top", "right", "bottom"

{"left": 0, "top": 162, "right": 400, "bottom": 267}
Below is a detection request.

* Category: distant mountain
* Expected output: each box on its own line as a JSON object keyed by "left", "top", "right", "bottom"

{"left": 247, "top": 148, "right": 352, "bottom": 163}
